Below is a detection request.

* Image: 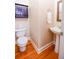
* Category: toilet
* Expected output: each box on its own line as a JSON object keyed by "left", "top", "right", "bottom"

{"left": 17, "top": 37, "right": 28, "bottom": 52}
{"left": 16, "top": 27, "right": 28, "bottom": 52}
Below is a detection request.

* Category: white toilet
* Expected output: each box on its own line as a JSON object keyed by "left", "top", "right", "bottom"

{"left": 17, "top": 37, "right": 28, "bottom": 52}
{"left": 16, "top": 28, "right": 28, "bottom": 52}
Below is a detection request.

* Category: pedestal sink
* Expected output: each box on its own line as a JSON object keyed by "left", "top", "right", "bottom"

{"left": 49, "top": 25, "right": 62, "bottom": 53}
{"left": 49, "top": 25, "right": 62, "bottom": 34}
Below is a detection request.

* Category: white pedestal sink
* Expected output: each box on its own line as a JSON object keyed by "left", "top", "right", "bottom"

{"left": 49, "top": 25, "right": 62, "bottom": 53}
{"left": 49, "top": 26, "right": 61, "bottom": 34}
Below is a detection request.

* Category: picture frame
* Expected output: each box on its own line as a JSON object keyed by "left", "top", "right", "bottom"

{"left": 15, "top": 3, "right": 28, "bottom": 18}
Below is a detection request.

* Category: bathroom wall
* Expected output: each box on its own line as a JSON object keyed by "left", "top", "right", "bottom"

{"left": 58, "top": 8, "right": 64, "bottom": 58}
{"left": 54, "top": 0, "right": 63, "bottom": 26}
{"left": 38, "top": 0, "right": 55, "bottom": 48}
{"left": 55, "top": 0, "right": 64, "bottom": 59}
{"left": 15, "top": 0, "right": 29, "bottom": 5}
{"left": 29, "top": 0, "right": 40, "bottom": 47}
{"left": 29, "top": 0, "right": 55, "bottom": 49}
{"left": 15, "top": 0, "right": 30, "bottom": 38}
{"left": 59, "top": 35, "right": 64, "bottom": 59}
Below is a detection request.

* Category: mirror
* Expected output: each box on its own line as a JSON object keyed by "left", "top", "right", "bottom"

{"left": 57, "top": 0, "right": 62, "bottom": 22}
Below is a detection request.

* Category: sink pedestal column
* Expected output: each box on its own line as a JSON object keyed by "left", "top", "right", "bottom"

{"left": 55, "top": 34, "right": 60, "bottom": 53}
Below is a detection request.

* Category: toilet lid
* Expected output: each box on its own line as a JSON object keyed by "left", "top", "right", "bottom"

{"left": 17, "top": 37, "right": 28, "bottom": 45}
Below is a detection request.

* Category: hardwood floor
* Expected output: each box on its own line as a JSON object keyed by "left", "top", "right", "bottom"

{"left": 15, "top": 41, "right": 58, "bottom": 59}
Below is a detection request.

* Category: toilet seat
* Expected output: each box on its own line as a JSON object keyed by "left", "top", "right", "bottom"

{"left": 17, "top": 37, "right": 28, "bottom": 47}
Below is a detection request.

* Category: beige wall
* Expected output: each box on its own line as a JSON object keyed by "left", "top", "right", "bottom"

{"left": 38, "top": 0, "right": 55, "bottom": 48}
{"left": 15, "top": 0, "right": 29, "bottom": 25}
{"left": 29, "top": 0, "right": 40, "bottom": 47}
{"left": 15, "top": 0, "right": 29, "bottom": 5}
{"left": 54, "top": 0, "right": 63, "bottom": 26}
{"left": 59, "top": 35, "right": 64, "bottom": 59}
{"left": 59, "top": 1, "right": 64, "bottom": 59}
{"left": 15, "top": 0, "right": 29, "bottom": 27}
{"left": 29, "top": 0, "right": 55, "bottom": 48}
{"left": 15, "top": 0, "right": 30, "bottom": 38}
{"left": 54, "top": 0, "right": 64, "bottom": 59}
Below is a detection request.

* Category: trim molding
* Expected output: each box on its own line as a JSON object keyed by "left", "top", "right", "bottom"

{"left": 30, "top": 39, "right": 54, "bottom": 54}
{"left": 30, "top": 39, "right": 39, "bottom": 54}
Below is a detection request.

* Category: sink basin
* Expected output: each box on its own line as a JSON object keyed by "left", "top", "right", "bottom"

{"left": 49, "top": 26, "right": 62, "bottom": 34}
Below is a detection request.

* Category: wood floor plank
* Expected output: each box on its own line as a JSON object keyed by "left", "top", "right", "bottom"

{"left": 15, "top": 41, "right": 58, "bottom": 59}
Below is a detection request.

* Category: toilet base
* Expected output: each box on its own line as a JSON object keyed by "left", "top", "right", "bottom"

{"left": 19, "top": 47, "right": 26, "bottom": 52}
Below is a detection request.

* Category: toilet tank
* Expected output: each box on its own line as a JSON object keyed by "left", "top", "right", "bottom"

{"left": 15, "top": 20, "right": 30, "bottom": 38}
{"left": 15, "top": 23, "right": 27, "bottom": 37}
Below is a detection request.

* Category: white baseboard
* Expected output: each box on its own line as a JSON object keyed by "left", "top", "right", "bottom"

{"left": 30, "top": 39, "right": 39, "bottom": 54}
{"left": 37, "top": 41, "right": 54, "bottom": 54}
{"left": 30, "top": 39, "right": 54, "bottom": 54}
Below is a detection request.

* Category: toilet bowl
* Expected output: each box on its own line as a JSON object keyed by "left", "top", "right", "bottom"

{"left": 17, "top": 37, "right": 28, "bottom": 52}
{"left": 15, "top": 26, "right": 28, "bottom": 52}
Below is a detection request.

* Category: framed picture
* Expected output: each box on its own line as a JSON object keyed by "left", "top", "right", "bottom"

{"left": 15, "top": 3, "right": 28, "bottom": 18}
{"left": 57, "top": 1, "right": 62, "bottom": 21}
